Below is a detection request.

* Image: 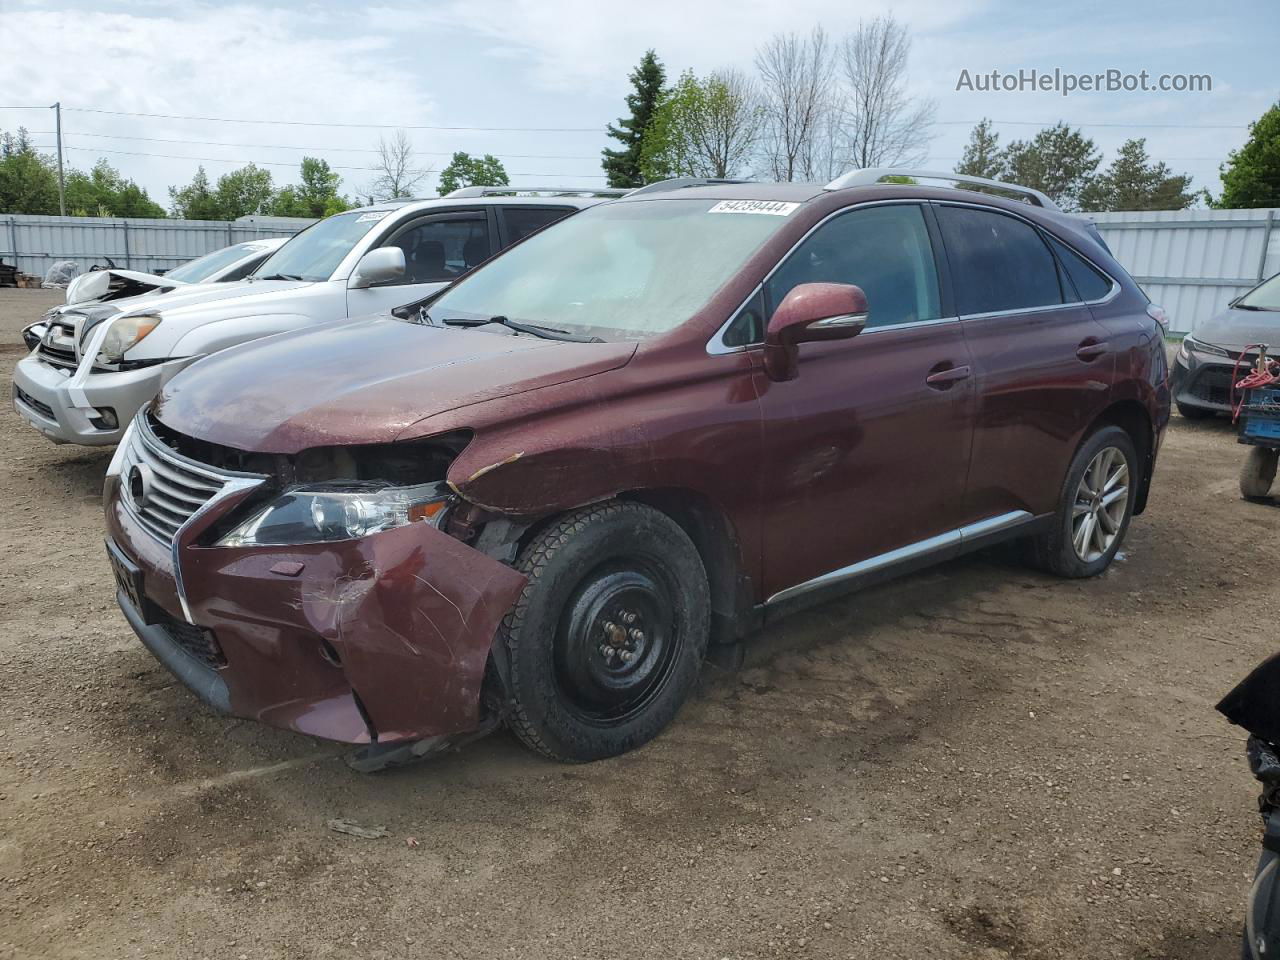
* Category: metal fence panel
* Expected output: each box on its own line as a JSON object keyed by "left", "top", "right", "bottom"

{"left": 1090, "top": 208, "right": 1279, "bottom": 334}
{"left": 0, "top": 213, "right": 315, "bottom": 279}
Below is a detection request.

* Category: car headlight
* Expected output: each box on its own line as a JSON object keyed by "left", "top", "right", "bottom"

{"left": 216, "top": 481, "right": 453, "bottom": 547}
{"left": 98, "top": 314, "right": 162, "bottom": 363}
{"left": 1182, "top": 335, "right": 1229, "bottom": 359}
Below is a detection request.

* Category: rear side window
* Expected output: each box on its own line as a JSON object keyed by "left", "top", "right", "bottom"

{"left": 1047, "top": 236, "right": 1113, "bottom": 302}
{"left": 765, "top": 204, "right": 941, "bottom": 330}
{"left": 936, "top": 206, "right": 1063, "bottom": 315}
{"left": 500, "top": 206, "right": 574, "bottom": 244}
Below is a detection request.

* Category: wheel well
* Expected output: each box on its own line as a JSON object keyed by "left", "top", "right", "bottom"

{"left": 1088, "top": 400, "right": 1155, "bottom": 514}
{"left": 618, "top": 489, "right": 755, "bottom": 645}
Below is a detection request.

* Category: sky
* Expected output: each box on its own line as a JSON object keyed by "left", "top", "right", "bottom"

{"left": 0, "top": 0, "right": 1276, "bottom": 209}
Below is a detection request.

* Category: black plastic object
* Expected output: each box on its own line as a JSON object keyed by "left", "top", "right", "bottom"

{"left": 1219, "top": 654, "right": 1280, "bottom": 746}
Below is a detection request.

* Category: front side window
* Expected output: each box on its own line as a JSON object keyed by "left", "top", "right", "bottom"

{"left": 385, "top": 215, "right": 491, "bottom": 284}
{"left": 936, "top": 206, "right": 1064, "bottom": 315}
{"left": 764, "top": 204, "right": 942, "bottom": 331}
{"left": 424, "top": 199, "right": 791, "bottom": 341}
{"left": 255, "top": 211, "right": 391, "bottom": 282}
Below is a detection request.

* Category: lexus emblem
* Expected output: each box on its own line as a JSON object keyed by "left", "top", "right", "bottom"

{"left": 128, "top": 463, "right": 154, "bottom": 507}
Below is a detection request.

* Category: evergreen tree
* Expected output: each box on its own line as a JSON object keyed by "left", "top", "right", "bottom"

{"left": 0, "top": 128, "right": 60, "bottom": 215}
{"left": 168, "top": 166, "right": 224, "bottom": 219}
{"left": 955, "top": 119, "right": 1006, "bottom": 180}
{"left": 437, "top": 152, "right": 509, "bottom": 195}
{"left": 602, "top": 50, "right": 666, "bottom": 187}
{"left": 1002, "top": 122, "right": 1101, "bottom": 211}
{"left": 1217, "top": 102, "right": 1280, "bottom": 208}
{"left": 1079, "top": 138, "right": 1194, "bottom": 211}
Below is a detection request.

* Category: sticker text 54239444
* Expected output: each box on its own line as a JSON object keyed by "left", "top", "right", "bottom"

{"left": 708, "top": 200, "right": 800, "bottom": 216}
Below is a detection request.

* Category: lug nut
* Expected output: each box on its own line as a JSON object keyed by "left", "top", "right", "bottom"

{"left": 630, "top": 628, "right": 645, "bottom": 643}
{"left": 621, "top": 611, "right": 638, "bottom": 625}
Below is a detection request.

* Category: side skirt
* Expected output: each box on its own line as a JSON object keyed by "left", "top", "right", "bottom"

{"left": 761, "top": 510, "right": 1052, "bottom": 622}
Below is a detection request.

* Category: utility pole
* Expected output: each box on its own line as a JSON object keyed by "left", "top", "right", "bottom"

{"left": 52, "top": 101, "right": 66, "bottom": 217}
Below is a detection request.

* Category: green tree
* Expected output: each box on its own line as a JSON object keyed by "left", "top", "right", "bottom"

{"left": 214, "top": 163, "right": 274, "bottom": 219}
{"left": 437, "top": 152, "right": 510, "bottom": 195}
{"left": 602, "top": 49, "right": 666, "bottom": 187}
{"left": 1002, "top": 122, "right": 1101, "bottom": 211}
{"left": 0, "top": 128, "right": 60, "bottom": 215}
{"left": 65, "top": 159, "right": 166, "bottom": 218}
{"left": 1079, "top": 138, "right": 1195, "bottom": 212}
{"left": 168, "top": 166, "right": 224, "bottom": 219}
{"left": 955, "top": 118, "right": 1006, "bottom": 180}
{"left": 1217, "top": 102, "right": 1280, "bottom": 208}
{"left": 271, "top": 157, "right": 349, "bottom": 217}
{"left": 641, "top": 69, "right": 762, "bottom": 181}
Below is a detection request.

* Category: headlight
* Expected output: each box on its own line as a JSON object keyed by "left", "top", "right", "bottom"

{"left": 216, "top": 481, "right": 453, "bottom": 547}
{"left": 1183, "top": 335, "right": 1229, "bottom": 359}
{"left": 98, "top": 314, "right": 162, "bottom": 363}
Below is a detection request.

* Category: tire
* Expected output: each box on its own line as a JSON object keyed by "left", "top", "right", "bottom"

{"left": 500, "top": 500, "right": 710, "bottom": 762}
{"left": 1025, "top": 425, "right": 1139, "bottom": 578}
{"left": 1240, "top": 447, "right": 1279, "bottom": 500}
{"left": 1177, "top": 401, "right": 1215, "bottom": 420}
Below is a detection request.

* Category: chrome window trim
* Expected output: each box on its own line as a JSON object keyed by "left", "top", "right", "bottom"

{"left": 705, "top": 198, "right": 942, "bottom": 355}
{"left": 766, "top": 510, "right": 1032, "bottom": 606}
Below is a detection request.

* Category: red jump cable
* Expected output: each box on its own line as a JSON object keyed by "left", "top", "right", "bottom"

{"left": 1230, "top": 343, "right": 1280, "bottom": 422}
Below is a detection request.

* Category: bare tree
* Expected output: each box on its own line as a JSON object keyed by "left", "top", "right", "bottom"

{"left": 368, "top": 130, "right": 429, "bottom": 199}
{"left": 836, "top": 15, "right": 935, "bottom": 170}
{"left": 754, "top": 27, "right": 835, "bottom": 182}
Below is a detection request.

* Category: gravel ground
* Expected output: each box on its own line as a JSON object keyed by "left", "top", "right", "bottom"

{"left": 0, "top": 287, "right": 1273, "bottom": 959}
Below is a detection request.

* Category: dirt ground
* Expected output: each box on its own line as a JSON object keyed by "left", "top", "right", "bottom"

{"left": 0, "top": 287, "right": 1274, "bottom": 960}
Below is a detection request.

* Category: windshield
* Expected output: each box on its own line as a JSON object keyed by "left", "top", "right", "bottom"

{"left": 425, "top": 199, "right": 793, "bottom": 341}
{"left": 165, "top": 242, "right": 261, "bottom": 283}
{"left": 254, "top": 211, "right": 390, "bottom": 282}
{"left": 1239, "top": 273, "right": 1280, "bottom": 311}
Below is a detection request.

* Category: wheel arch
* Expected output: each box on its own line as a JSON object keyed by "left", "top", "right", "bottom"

{"left": 1087, "top": 399, "right": 1155, "bottom": 515}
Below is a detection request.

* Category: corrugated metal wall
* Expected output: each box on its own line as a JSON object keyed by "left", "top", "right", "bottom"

{"left": 1090, "top": 208, "right": 1280, "bottom": 334}
{"left": 0, "top": 213, "right": 315, "bottom": 279}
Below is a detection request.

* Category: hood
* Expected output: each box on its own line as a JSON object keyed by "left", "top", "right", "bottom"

{"left": 153, "top": 315, "right": 637, "bottom": 453}
{"left": 1192, "top": 305, "right": 1280, "bottom": 351}
{"left": 111, "top": 276, "right": 312, "bottom": 319}
{"left": 65, "top": 268, "right": 183, "bottom": 306}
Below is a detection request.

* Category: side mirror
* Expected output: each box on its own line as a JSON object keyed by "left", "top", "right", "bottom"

{"left": 763, "top": 282, "right": 868, "bottom": 382}
{"left": 349, "top": 247, "right": 405, "bottom": 288}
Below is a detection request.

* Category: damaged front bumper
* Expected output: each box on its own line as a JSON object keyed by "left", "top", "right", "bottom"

{"left": 104, "top": 473, "right": 528, "bottom": 746}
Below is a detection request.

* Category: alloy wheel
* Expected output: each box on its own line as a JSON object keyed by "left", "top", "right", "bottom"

{"left": 1071, "top": 446, "right": 1129, "bottom": 562}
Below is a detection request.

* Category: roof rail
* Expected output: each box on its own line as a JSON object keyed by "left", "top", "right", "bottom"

{"left": 626, "top": 177, "right": 753, "bottom": 197}
{"left": 824, "top": 168, "right": 1059, "bottom": 211}
{"left": 444, "top": 186, "right": 629, "bottom": 199}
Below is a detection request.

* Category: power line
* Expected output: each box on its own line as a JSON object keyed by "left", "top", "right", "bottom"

{"left": 0, "top": 104, "right": 1253, "bottom": 131}
{"left": 30, "top": 130, "right": 601, "bottom": 161}
{"left": 33, "top": 143, "right": 606, "bottom": 178}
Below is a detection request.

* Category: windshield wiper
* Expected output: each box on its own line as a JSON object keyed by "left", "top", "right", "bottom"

{"left": 442, "top": 315, "right": 603, "bottom": 343}
{"left": 1235, "top": 303, "right": 1277, "bottom": 312}
{"left": 258, "top": 273, "right": 305, "bottom": 281}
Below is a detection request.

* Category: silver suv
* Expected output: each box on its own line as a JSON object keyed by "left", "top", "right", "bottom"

{"left": 12, "top": 189, "right": 619, "bottom": 445}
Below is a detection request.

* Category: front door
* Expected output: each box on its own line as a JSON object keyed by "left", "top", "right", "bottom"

{"left": 347, "top": 210, "right": 494, "bottom": 317}
{"left": 749, "top": 202, "right": 975, "bottom": 601}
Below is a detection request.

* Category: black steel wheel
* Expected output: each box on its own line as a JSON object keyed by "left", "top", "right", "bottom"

{"left": 500, "top": 501, "right": 709, "bottom": 762}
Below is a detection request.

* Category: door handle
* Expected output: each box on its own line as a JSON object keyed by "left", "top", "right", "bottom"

{"left": 925, "top": 364, "right": 971, "bottom": 389}
{"left": 1076, "top": 339, "right": 1109, "bottom": 361}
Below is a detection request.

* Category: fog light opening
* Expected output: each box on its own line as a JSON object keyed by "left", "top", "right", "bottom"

{"left": 90, "top": 407, "right": 119, "bottom": 430}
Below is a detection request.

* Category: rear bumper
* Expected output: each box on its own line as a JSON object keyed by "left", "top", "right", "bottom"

{"left": 105, "top": 476, "right": 528, "bottom": 745}
{"left": 12, "top": 353, "right": 192, "bottom": 446}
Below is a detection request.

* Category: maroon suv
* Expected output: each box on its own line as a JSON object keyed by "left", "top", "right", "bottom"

{"left": 103, "top": 175, "right": 1169, "bottom": 766}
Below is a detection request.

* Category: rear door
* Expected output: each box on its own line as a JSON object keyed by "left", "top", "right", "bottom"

{"left": 751, "top": 202, "right": 976, "bottom": 601}
{"left": 933, "top": 203, "right": 1116, "bottom": 522}
{"left": 346, "top": 209, "right": 495, "bottom": 316}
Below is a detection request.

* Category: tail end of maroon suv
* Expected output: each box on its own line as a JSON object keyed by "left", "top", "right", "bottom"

{"left": 104, "top": 170, "right": 1169, "bottom": 767}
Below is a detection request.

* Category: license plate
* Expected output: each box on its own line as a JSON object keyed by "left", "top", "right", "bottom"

{"left": 106, "top": 539, "right": 151, "bottom": 623}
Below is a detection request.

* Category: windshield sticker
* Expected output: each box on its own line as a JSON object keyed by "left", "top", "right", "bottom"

{"left": 355, "top": 211, "right": 391, "bottom": 223}
{"left": 708, "top": 200, "right": 800, "bottom": 216}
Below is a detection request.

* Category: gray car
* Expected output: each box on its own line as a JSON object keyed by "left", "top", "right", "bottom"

{"left": 1170, "top": 271, "right": 1280, "bottom": 418}
{"left": 12, "top": 189, "right": 619, "bottom": 446}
